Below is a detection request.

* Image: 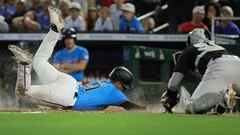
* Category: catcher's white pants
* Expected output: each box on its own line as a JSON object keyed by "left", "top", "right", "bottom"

{"left": 184, "top": 55, "right": 240, "bottom": 113}
{"left": 25, "top": 30, "right": 78, "bottom": 107}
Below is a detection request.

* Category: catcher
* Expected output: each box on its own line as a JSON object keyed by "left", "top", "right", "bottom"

{"left": 161, "top": 28, "right": 240, "bottom": 114}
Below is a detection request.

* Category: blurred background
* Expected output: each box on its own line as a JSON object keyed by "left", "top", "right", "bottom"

{"left": 0, "top": 0, "right": 240, "bottom": 110}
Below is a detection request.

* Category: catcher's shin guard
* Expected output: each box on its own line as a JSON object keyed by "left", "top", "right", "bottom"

{"left": 15, "top": 63, "right": 31, "bottom": 96}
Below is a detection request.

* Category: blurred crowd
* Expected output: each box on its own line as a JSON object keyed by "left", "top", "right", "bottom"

{"left": 0, "top": 0, "right": 239, "bottom": 34}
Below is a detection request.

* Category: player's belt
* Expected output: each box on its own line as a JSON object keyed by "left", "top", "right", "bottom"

{"left": 74, "top": 92, "right": 78, "bottom": 98}
{"left": 212, "top": 54, "right": 223, "bottom": 61}
{"left": 62, "top": 93, "right": 78, "bottom": 110}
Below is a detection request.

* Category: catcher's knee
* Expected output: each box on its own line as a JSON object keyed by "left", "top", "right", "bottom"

{"left": 185, "top": 101, "right": 196, "bottom": 114}
{"left": 186, "top": 93, "right": 224, "bottom": 114}
{"left": 185, "top": 100, "right": 207, "bottom": 114}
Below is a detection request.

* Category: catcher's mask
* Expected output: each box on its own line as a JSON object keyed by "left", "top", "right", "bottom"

{"left": 186, "top": 28, "right": 212, "bottom": 47}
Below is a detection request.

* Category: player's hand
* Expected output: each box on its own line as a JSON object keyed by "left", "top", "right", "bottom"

{"left": 160, "top": 91, "right": 178, "bottom": 113}
{"left": 104, "top": 106, "right": 126, "bottom": 113}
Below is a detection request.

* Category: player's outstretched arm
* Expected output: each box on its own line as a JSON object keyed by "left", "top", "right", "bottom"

{"left": 119, "top": 101, "right": 146, "bottom": 111}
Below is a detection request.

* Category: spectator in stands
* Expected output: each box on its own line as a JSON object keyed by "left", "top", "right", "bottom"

{"left": 1, "top": 0, "right": 16, "bottom": 22}
{"left": 12, "top": 10, "right": 40, "bottom": 32}
{"left": 53, "top": 28, "right": 89, "bottom": 84}
{"left": 101, "top": 0, "right": 115, "bottom": 7}
{"left": 0, "top": 0, "right": 6, "bottom": 17}
{"left": 179, "top": 6, "right": 208, "bottom": 33}
{"left": 65, "top": 2, "right": 86, "bottom": 32}
{"left": 217, "top": 0, "right": 240, "bottom": 17}
{"left": 88, "top": 0, "right": 96, "bottom": 7}
{"left": 215, "top": 6, "right": 240, "bottom": 35}
{"left": 10, "top": 0, "right": 27, "bottom": 28}
{"left": 203, "top": 2, "right": 221, "bottom": 30}
{"left": 28, "top": 0, "right": 43, "bottom": 14}
{"left": 58, "top": 0, "right": 70, "bottom": 20}
{"left": 37, "top": 0, "right": 51, "bottom": 32}
{"left": 110, "top": 0, "right": 124, "bottom": 31}
{"left": 119, "top": 3, "right": 144, "bottom": 33}
{"left": 127, "top": 0, "right": 160, "bottom": 16}
{"left": 0, "top": 15, "right": 9, "bottom": 32}
{"left": 142, "top": 17, "right": 155, "bottom": 33}
{"left": 71, "top": 0, "right": 88, "bottom": 17}
{"left": 86, "top": 7, "right": 98, "bottom": 32}
{"left": 158, "top": 0, "right": 197, "bottom": 32}
{"left": 94, "top": 7, "right": 113, "bottom": 32}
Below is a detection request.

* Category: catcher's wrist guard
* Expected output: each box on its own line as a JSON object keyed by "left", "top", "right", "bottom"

{"left": 167, "top": 89, "right": 178, "bottom": 99}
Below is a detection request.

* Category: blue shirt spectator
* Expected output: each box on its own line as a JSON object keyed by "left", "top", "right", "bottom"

{"left": 120, "top": 3, "right": 144, "bottom": 33}
{"left": 0, "top": 6, "right": 5, "bottom": 16}
{"left": 37, "top": 12, "right": 50, "bottom": 31}
{"left": 7, "top": 4, "right": 16, "bottom": 13}
{"left": 0, "top": 5, "right": 16, "bottom": 21}
{"left": 119, "top": 16, "right": 144, "bottom": 33}
{"left": 215, "top": 21, "right": 240, "bottom": 35}
{"left": 215, "top": 6, "right": 240, "bottom": 35}
{"left": 53, "top": 46, "right": 89, "bottom": 81}
{"left": 28, "top": 0, "right": 43, "bottom": 14}
{"left": 28, "top": 6, "right": 43, "bottom": 14}
{"left": 37, "top": 0, "right": 51, "bottom": 31}
{"left": 73, "top": 80, "right": 128, "bottom": 110}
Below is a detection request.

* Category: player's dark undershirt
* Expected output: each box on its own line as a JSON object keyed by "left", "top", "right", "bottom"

{"left": 174, "top": 45, "right": 231, "bottom": 75}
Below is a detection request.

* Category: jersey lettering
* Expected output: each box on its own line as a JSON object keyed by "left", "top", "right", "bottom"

{"left": 194, "top": 43, "right": 225, "bottom": 68}
{"left": 194, "top": 43, "right": 225, "bottom": 52}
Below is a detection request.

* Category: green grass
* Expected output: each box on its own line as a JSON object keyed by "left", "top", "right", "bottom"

{"left": 0, "top": 112, "right": 240, "bottom": 135}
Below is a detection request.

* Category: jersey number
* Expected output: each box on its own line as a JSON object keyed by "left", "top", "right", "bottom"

{"left": 84, "top": 83, "right": 101, "bottom": 92}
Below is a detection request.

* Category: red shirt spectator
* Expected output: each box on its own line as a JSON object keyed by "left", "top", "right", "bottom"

{"left": 179, "top": 6, "right": 208, "bottom": 33}
{"left": 179, "top": 22, "right": 208, "bottom": 33}
{"left": 101, "top": 0, "right": 115, "bottom": 7}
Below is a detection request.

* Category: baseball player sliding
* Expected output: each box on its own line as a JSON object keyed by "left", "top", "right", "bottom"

{"left": 161, "top": 28, "right": 240, "bottom": 114}
{"left": 8, "top": 6, "right": 145, "bottom": 111}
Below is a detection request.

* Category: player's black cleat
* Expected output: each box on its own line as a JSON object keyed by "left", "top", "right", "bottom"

{"left": 214, "top": 103, "right": 226, "bottom": 115}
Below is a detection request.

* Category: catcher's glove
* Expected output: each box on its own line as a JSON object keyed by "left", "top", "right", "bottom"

{"left": 160, "top": 90, "right": 179, "bottom": 113}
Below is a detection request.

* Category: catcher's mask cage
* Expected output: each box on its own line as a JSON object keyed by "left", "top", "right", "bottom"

{"left": 186, "top": 28, "right": 212, "bottom": 47}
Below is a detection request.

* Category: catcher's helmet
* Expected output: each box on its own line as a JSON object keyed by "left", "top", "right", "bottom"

{"left": 109, "top": 66, "right": 134, "bottom": 90}
{"left": 186, "top": 28, "right": 212, "bottom": 47}
{"left": 62, "top": 28, "right": 77, "bottom": 41}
